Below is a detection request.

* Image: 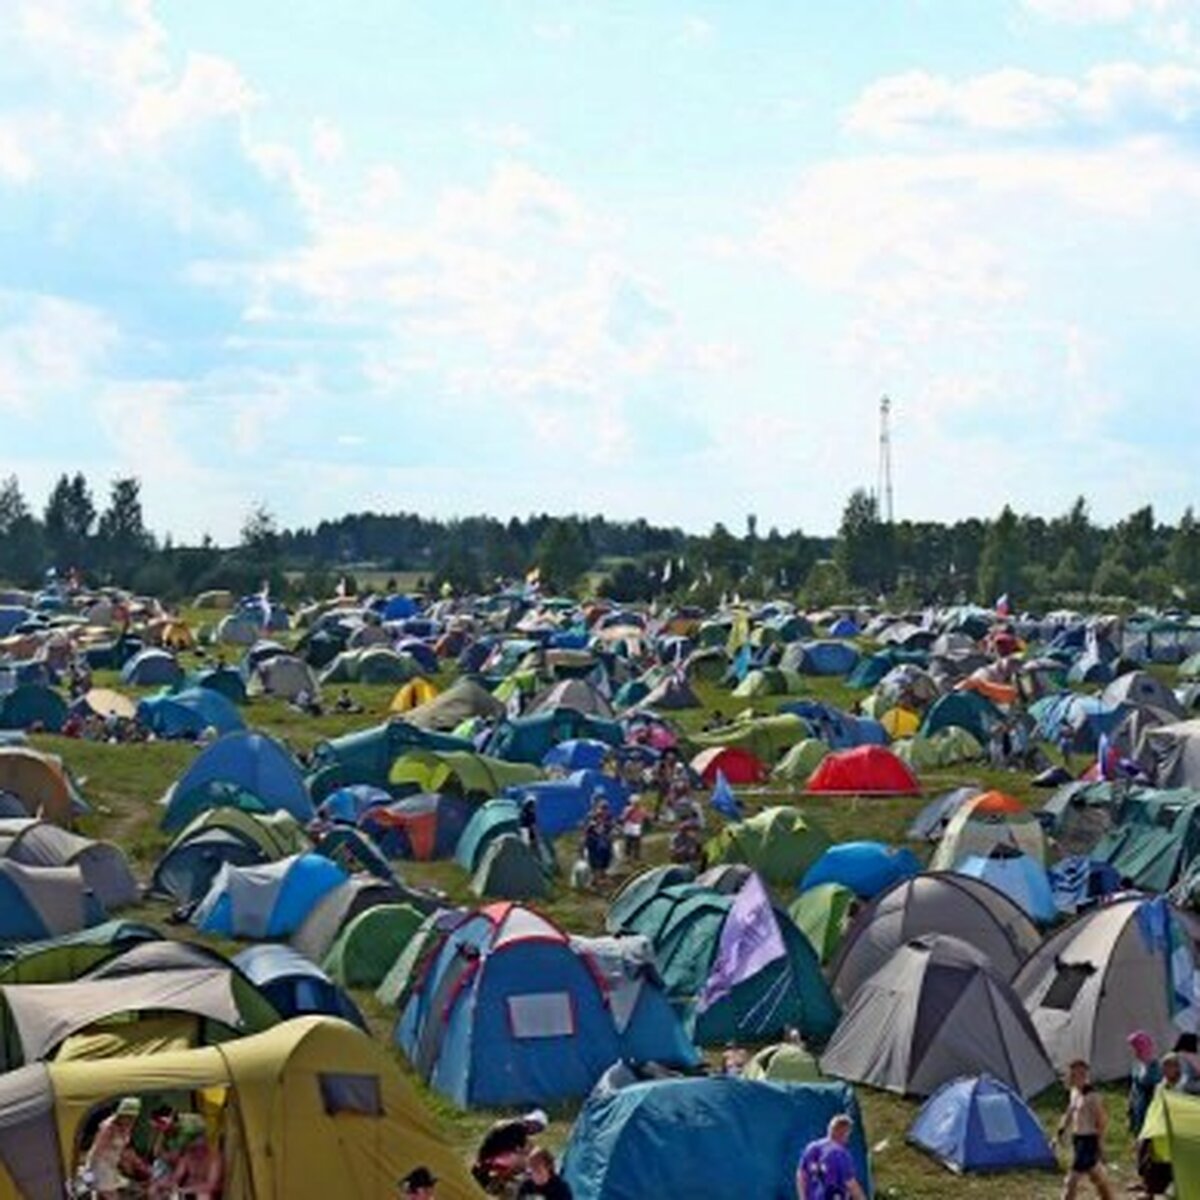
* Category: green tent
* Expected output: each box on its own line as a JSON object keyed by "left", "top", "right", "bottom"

{"left": 744, "top": 1042, "right": 823, "bottom": 1082}
{"left": 789, "top": 883, "right": 856, "bottom": 964}
{"left": 471, "top": 833, "right": 548, "bottom": 900}
{"left": 1141, "top": 1087, "right": 1200, "bottom": 1199}
{"left": 706, "top": 807, "right": 831, "bottom": 887}
{"left": 323, "top": 903, "right": 424, "bottom": 989}
{"left": 0, "top": 920, "right": 160, "bottom": 986}
{"left": 894, "top": 727, "right": 983, "bottom": 770}
{"left": 390, "top": 749, "right": 541, "bottom": 797}
{"left": 691, "top": 714, "right": 808, "bottom": 764}
{"left": 921, "top": 691, "right": 1002, "bottom": 747}
{"left": 606, "top": 865, "right": 697, "bottom": 933}
{"left": 375, "top": 911, "right": 456, "bottom": 1010}
{"left": 772, "top": 739, "right": 829, "bottom": 784}
{"left": 610, "top": 881, "right": 839, "bottom": 1047}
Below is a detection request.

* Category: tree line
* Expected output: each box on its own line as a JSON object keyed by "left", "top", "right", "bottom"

{"left": 1, "top": 473, "right": 1198, "bottom": 611}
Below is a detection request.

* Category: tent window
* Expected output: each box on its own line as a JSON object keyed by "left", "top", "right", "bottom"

{"left": 318, "top": 1073, "right": 382, "bottom": 1117}
{"left": 976, "top": 1094, "right": 1020, "bottom": 1144}
{"left": 507, "top": 992, "right": 575, "bottom": 1039}
{"left": 1043, "top": 963, "right": 1094, "bottom": 1011}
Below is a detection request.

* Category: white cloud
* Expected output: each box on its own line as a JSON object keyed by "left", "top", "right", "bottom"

{"left": 847, "top": 63, "right": 1200, "bottom": 138}
{"left": 310, "top": 117, "right": 345, "bottom": 164}
{"left": 531, "top": 20, "right": 575, "bottom": 42}
{"left": 463, "top": 119, "right": 534, "bottom": 150}
{"left": 680, "top": 16, "right": 715, "bottom": 43}
{"left": 1023, "top": 0, "right": 1182, "bottom": 24}
{"left": 0, "top": 126, "right": 35, "bottom": 183}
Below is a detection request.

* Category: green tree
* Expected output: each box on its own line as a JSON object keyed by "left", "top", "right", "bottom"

{"left": 836, "top": 489, "right": 895, "bottom": 594}
{"left": 535, "top": 519, "right": 590, "bottom": 593}
{"left": 43, "top": 472, "right": 96, "bottom": 568}
{"left": 1170, "top": 507, "right": 1200, "bottom": 601}
{"left": 0, "top": 476, "right": 43, "bottom": 584}
{"left": 977, "top": 505, "right": 1024, "bottom": 603}
{"left": 240, "top": 504, "right": 280, "bottom": 563}
{"left": 96, "top": 477, "right": 154, "bottom": 579}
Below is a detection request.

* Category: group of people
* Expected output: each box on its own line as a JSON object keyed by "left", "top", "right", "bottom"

{"left": 468, "top": 1110, "right": 573, "bottom": 1198}
{"left": 79, "top": 1097, "right": 222, "bottom": 1198}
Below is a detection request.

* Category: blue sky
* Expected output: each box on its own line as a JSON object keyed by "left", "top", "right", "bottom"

{"left": 2, "top": 0, "right": 1199, "bottom": 543}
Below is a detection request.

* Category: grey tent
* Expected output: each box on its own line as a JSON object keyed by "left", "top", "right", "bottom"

{"left": 1102, "top": 670, "right": 1185, "bottom": 720}
{"left": 633, "top": 675, "right": 700, "bottom": 712}
{"left": 471, "top": 833, "right": 548, "bottom": 900}
{"left": 1138, "top": 719, "right": 1200, "bottom": 788}
{"left": 0, "top": 819, "right": 137, "bottom": 909}
{"left": 1013, "top": 896, "right": 1191, "bottom": 1082}
{"left": 528, "top": 678, "right": 614, "bottom": 719}
{"left": 247, "top": 655, "right": 319, "bottom": 702}
{"left": 830, "top": 873, "right": 1041, "bottom": 1005}
{"left": 406, "top": 677, "right": 504, "bottom": 731}
{"left": 821, "top": 935, "right": 1056, "bottom": 1099}
{"left": 0, "top": 1063, "right": 60, "bottom": 1200}
{"left": 290, "top": 876, "right": 412, "bottom": 963}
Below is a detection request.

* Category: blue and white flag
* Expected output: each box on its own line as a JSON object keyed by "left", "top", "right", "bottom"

{"left": 711, "top": 770, "right": 742, "bottom": 820}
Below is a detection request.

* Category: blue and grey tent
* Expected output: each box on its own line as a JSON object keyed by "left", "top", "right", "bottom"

{"left": 801, "top": 841, "right": 920, "bottom": 900}
{"left": 955, "top": 849, "right": 1058, "bottom": 925}
{"left": 562, "top": 1073, "right": 871, "bottom": 1200}
{"left": 192, "top": 854, "right": 348, "bottom": 940}
{"left": 120, "top": 648, "right": 183, "bottom": 687}
{"left": 908, "top": 1074, "right": 1056, "bottom": 1173}
{"left": 0, "top": 685, "right": 67, "bottom": 733}
{"left": 137, "top": 687, "right": 244, "bottom": 740}
{"left": 0, "top": 861, "right": 105, "bottom": 943}
{"left": 233, "top": 943, "right": 365, "bottom": 1029}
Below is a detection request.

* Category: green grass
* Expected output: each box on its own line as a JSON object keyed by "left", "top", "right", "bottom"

{"left": 27, "top": 657, "right": 1137, "bottom": 1197}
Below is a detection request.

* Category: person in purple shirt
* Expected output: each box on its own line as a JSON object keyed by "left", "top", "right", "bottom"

{"left": 797, "top": 1114, "right": 866, "bottom": 1200}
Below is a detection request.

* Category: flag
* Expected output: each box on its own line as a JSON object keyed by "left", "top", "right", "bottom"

{"left": 257, "top": 580, "right": 271, "bottom": 631}
{"left": 698, "top": 874, "right": 786, "bottom": 1011}
{"left": 710, "top": 770, "right": 741, "bottom": 820}
{"left": 995, "top": 593, "right": 1011, "bottom": 617}
{"left": 335, "top": 576, "right": 347, "bottom": 599}
{"left": 662, "top": 557, "right": 673, "bottom": 584}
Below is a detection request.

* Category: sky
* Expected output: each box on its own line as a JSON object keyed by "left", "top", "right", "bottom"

{"left": 2, "top": 0, "right": 1200, "bottom": 544}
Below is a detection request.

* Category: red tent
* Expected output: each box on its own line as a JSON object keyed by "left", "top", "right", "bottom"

{"left": 690, "top": 745, "right": 767, "bottom": 786}
{"left": 806, "top": 745, "right": 920, "bottom": 796}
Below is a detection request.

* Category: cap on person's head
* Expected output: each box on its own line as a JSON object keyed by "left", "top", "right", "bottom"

{"left": 1128, "top": 1030, "right": 1155, "bottom": 1058}
{"left": 116, "top": 1097, "right": 142, "bottom": 1119}
{"left": 401, "top": 1166, "right": 437, "bottom": 1192}
{"left": 523, "top": 1108, "right": 549, "bottom": 1131}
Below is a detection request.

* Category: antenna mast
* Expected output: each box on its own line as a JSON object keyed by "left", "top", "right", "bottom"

{"left": 877, "top": 395, "right": 894, "bottom": 523}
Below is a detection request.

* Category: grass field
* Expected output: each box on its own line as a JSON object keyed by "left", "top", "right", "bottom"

{"left": 28, "top": 649, "right": 1141, "bottom": 1198}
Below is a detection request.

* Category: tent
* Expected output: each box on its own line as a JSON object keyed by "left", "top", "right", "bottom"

{"left": 390, "top": 676, "right": 439, "bottom": 713}
{"left": 1103, "top": 670, "right": 1185, "bottom": 719}
{"left": 190, "top": 665, "right": 247, "bottom": 704}
{"left": 1140, "top": 1087, "right": 1200, "bottom": 1200}
{"left": 879, "top": 705, "right": 921, "bottom": 740}
{"left": 772, "top": 739, "right": 829, "bottom": 784}
{"left": 136, "top": 687, "right": 243, "bottom": 739}
{"left": 360, "top": 791, "right": 474, "bottom": 861}
{"left": 192, "top": 854, "right": 349, "bottom": 940}
{"left": 908, "top": 786, "right": 982, "bottom": 842}
{"left": 930, "top": 790, "right": 1046, "bottom": 870}
{"left": 0, "top": 819, "right": 137, "bottom": 909}
{"left": 692, "top": 714, "right": 809, "bottom": 763}
{"left": 800, "top": 841, "right": 920, "bottom": 899}
{"left": 1140, "top": 719, "right": 1200, "bottom": 789}
{"left": 119, "top": 647, "right": 182, "bottom": 687}
{"left": 830, "top": 872, "right": 1041, "bottom": 1005}
{"left": 635, "top": 673, "right": 700, "bottom": 711}
{"left": 455, "top": 799, "right": 523, "bottom": 872}
{"left": 821, "top": 935, "right": 1056, "bottom": 1099}
{"left": 1013, "top": 896, "right": 1196, "bottom": 1081}
{"left": 504, "top": 771, "right": 628, "bottom": 838}
{"left": 789, "top": 883, "right": 857, "bottom": 964}
{"left": 608, "top": 879, "right": 839, "bottom": 1047}
{"left": 690, "top": 745, "right": 767, "bottom": 787}
{"left": 562, "top": 1074, "right": 870, "bottom": 1200}
{"left": 162, "top": 731, "right": 312, "bottom": 832}
{"left": 543, "top": 738, "right": 614, "bottom": 772}
{"left": 150, "top": 808, "right": 308, "bottom": 906}
{"left": 323, "top": 903, "right": 424, "bottom": 988}
{"left": 908, "top": 1074, "right": 1057, "bottom": 1173}
{"left": 471, "top": 833, "right": 549, "bottom": 900}
{"left": 405, "top": 676, "right": 505, "bottom": 731}
{"left": 233, "top": 944, "right": 365, "bottom": 1029}
{"left": 0, "top": 921, "right": 160, "bottom": 987}
{"left": 0, "top": 748, "right": 76, "bottom": 826}
{"left": 921, "top": 691, "right": 1002, "bottom": 747}
{"left": 955, "top": 849, "right": 1058, "bottom": 925}
{"left": 895, "top": 728, "right": 984, "bottom": 770}
{"left": 487, "top": 710, "right": 623, "bottom": 765}
{"left": 74, "top": 688, "right": 136, "bottom": 722}
{"left": 0, "top": 861, "right": 104, "bottom": 944}
{"left": 806, "top": 746, "right": 921, "bottom": 796}
{"left": 528, "top": 678, "right": 616, "bottom": 719}
{"left": 705, "top": 807, "right": 831, "bottom": 887}
{"left": 389, "top": 748, "right": 542, "bottom": 798}
{"left": 0, "top": 1016, "right": 481, "bottom": 1200}
{"left": 316, "top": 784, "right": 391, "bottom": 826}
{"left": 743, "top": 1042, "right": 823, "bottom": 1082}
{"left": 247, "top": 654, "right": 320, "bottom": 702}
{"left": 0, "top": 685, "right": 66, "bottom": 733}
{"left": 794, "top": 640, "right": 860, "bottom": 676}
{"left": 398, "top": 903, "right": 698, "bottom": 1107}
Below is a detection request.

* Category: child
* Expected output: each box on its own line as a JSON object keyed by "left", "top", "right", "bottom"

{"left": 1056, "top": 1060, "right": 1115, "bottom": 1200}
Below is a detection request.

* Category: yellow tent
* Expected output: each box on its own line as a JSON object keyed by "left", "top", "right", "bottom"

{"left": 80, "top": 687, "right": 136, "bottom": 721}
{"left": 1142, "top": 1087, "right": 1200, "bottom": 1200}
{"left": 880, "top": 706, "right": 921, "bottom": 739}
{"left": 0, "top": 1016, "right": 482, "bottom": 1199}
{"left": 391, "top": 677, "right": 439, "bottom": 714}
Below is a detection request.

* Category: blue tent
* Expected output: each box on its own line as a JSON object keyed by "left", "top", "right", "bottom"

{"left": 0, "top": 684, "right": 67, "bottom": 732}
{"left": 120, "top": 648, "right": 183, "bottom": 687}
{"left": 382, "top": 595, "right": 419, "bottom": 621}
{"left": 829, "top": 616, "right": 860, "bottom": 638}
{"left": 563, "top": 1075, "right": 871, "bottom": 1200}
{"left": 795, "top": 641, "right": 860, "bottom": 677}
{"left": 397, "top": 904, "right": 698, "bottom": 1107}
{"left": 137, "top": 688, "right": 244, "bottom": 739}
{"left": 317, "top": 784, "right": 391, "bottom": 825}
{"left": 455, "top": 799, "right": 522, "bottom": 872}
{"left": 163, "top": 731, "right": 312, "bottom": 831}
{"left": 543, "top": 739, "right": 612, "bottom": 772}
{"left": 0, "top": 861, "right": 105, "bottom": 943}
{"left": 778, "top": 701, "right": 886, "bottom": 749}
{"left": 192, "top": 853, "right": 348, "bottom": 939}
{"left": 955, "top": 851, "right": 1058, "bottom": 925}
{"left": 922, "top": 692, "right": 1002, "bottom": 747}
{"left": 505, "top": 770, "right": 629, "bottom": 838}
{"left": 233, "top": 943, "right": 365, "bottom": 1029}
{"left": 908, "top": 1074, "right": 1056, "bottom": 1173}
{"left": 188, "top": 667, "right": 247, "bottom": 705}
{"left": 801, "top": 841, "right": 920, "bottom": 899}
{"left": 1030, "top": 692, "right": 1125, "bottom": 753}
